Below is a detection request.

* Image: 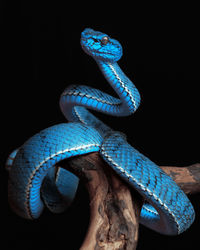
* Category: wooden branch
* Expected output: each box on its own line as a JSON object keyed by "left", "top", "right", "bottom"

{"left": 160, "top": 163, "right": 200, "bottom": 194}
{"left": 66, "top": 153, "right": 142, "bottom": 250}
{"left": 60, "top": 152, "right": 200, "bottom": 250}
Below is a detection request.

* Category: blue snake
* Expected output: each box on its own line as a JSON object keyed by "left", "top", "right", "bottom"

{"left": 6, "top": 28, "right": 195, "bottom": 235}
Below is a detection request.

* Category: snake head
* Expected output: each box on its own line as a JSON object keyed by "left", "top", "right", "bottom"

{"left": 81, "top": 28, "right": 123, "bottom": 62}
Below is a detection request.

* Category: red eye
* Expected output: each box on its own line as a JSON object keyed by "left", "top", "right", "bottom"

{"left": 101, "top": 36, "right": 109, "bottom": 45}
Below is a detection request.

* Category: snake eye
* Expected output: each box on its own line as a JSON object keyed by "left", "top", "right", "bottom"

{"left": 101, "top": 36, "right": 109, "bottom": 45}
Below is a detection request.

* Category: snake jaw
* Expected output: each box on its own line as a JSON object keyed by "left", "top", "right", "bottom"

{"left": 80, "top": 28, "right": 123, "bottom": 62}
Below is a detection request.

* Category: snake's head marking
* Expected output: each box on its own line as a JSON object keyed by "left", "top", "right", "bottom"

{"left": 81, "top": 28, "right": 123, "bottom": 62}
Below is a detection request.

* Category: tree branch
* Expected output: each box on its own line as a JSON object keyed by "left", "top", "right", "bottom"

{"left": 60, "top": 152, "right": 200, "bottom": 250}
{"left": 160, "top": 163, "right": 200, "bottom": 194}
{"left": 66, "top": 152, "right": 142, "bottom": 250}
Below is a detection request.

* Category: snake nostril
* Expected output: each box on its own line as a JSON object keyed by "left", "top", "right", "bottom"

{"left": 93, "top": 38, "right": 98, "bottom": 43}
{"left": 82, "top": 28, "right": 94, "bottom": 37}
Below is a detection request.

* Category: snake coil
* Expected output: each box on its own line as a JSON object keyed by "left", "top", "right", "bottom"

{"left": 6, "top": 28, "right": 195, "bottom": 235}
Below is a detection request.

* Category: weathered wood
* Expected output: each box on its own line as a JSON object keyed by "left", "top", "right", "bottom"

{"left": 160, "top": 163, "right": 200, "bottom": 194}
{"left": 66, "top": 153, "right": 142, "bottom": 250}
{"left": 60, "top": 152, "right": 200, "bottom": 250}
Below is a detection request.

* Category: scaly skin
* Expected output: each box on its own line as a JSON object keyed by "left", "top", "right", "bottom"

{"left": 7, "top": 28, "right": 195, "bottom": 235}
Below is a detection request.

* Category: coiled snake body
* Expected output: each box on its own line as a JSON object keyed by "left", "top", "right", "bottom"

{"left": 7, "top": 28, "right": 195, "bottom": 235}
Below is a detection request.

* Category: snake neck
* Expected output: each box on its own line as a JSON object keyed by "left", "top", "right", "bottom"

{"left": 59, "top": 57, "right": 141, "bottom": 137}
{"left": 96, "top": 59, "right": 141, "bottom": 116}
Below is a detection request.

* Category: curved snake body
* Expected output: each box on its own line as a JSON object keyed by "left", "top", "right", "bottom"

{"left": 7, "top": 28, "right": 195, "bottom": 235}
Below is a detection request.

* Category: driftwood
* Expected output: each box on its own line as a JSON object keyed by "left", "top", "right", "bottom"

{"left": 60, "top": 152, "right": 200, "bottom": 250}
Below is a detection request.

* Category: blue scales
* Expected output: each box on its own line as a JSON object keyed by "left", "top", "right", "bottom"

{"left": 7, "top": 28, "right": 195, "bottom": 235}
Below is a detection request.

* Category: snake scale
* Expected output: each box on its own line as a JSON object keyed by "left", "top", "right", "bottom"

{"left": 6, "top": 28, "right": 195, "bottom": 235}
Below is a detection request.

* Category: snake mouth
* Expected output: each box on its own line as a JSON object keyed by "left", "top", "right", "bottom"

{"left": 81, "top": 28, "right": 122, "bottom": 62}
{"left": 81, "top": 37, "right": 116, "bottom": 59}
{"left": 80, "top": 38, "right": 90, "bottom": 55}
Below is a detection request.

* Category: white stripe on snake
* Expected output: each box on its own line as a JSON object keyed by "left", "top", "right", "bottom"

{"left": 6, "top": 28, "right": 195, "bottom": 235}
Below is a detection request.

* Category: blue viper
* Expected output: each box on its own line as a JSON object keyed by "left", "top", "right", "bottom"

{"left": 6, "top": 28, "right": 195, "bottom": 235}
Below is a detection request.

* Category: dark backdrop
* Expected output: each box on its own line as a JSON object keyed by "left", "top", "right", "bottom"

{"left": 2, "top": 3, "right": 199, "bottom": 250}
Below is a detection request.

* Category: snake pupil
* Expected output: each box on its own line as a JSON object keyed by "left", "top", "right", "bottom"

{"left": 101, "top": 36, "right": 109, "bottom": 45}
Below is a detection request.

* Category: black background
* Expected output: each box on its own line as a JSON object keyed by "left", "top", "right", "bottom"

{"left": 2, "top": 2, "right": 200, "bottom": 250}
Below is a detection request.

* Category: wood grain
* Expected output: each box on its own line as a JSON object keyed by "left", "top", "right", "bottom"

{"left": 60, "top": 152, "right": 200, "bottom": 250}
